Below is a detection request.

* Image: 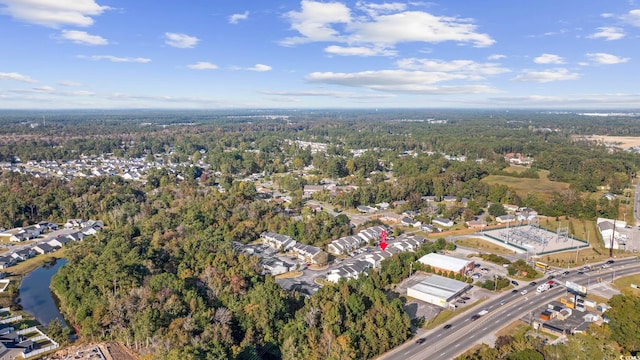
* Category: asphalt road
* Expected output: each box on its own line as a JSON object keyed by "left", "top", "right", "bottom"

{"left": 377, "top": 257, "right": 640, "bottom": 360}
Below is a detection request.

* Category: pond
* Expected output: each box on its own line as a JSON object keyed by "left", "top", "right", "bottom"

{"left": 17, "top": 258, "right": 68, "bottom": 327}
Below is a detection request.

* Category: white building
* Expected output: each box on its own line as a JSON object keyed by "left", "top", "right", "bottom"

{"left": 407, "top": 275, "right": 470, "bottom": 308}
{"left": 417, "top": 253, "right": 475, "bottom": 276}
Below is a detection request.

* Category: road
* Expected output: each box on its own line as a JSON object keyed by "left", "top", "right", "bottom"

{"left": 377, "top": 257, "right": 640, "bottom": 360}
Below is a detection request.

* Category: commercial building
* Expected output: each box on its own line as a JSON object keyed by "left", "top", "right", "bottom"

{"left": 417, "top": 253, "right": 474, "bottom": 276}
{"left": 406, "top": 275, "right": 470, "bottom": 308}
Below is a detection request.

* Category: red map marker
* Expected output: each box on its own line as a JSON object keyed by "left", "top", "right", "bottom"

{"left": 379, "top": 229, "right": 387, "bottom": 251}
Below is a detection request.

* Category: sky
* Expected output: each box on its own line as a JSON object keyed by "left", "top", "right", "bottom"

{"left": 1, "top": 0, "right": 640, "bottom": 110}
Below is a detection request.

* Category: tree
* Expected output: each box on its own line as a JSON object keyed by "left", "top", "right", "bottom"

{"left": 488, "top": 203, "right": 507, "bottom": 217}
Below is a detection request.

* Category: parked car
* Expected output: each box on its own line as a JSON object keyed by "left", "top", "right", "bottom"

{"left": 511, "top": 280, "right": 519, "bottom": 286}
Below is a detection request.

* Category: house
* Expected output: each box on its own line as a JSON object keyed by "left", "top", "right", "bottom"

{"left": 10, "top": 249, "right": 35, "bottom": 262}
{"left": 303, "top": 185, "right": 328, "bottom": 198}
{"left": 421, "top": 224, "right": 439, "bottom": 233}
{"left": 502, "top": 204, "right": 519, "bottom": 213}
{"left": 432, "top": 218, "right": 454, "bottom": 227}
{"left": 496, "top": 214, "right": 517, "bottom": 224}
{"left": 64, "top": 219, "right": 84, "bottom": 228}
{"left": 443, "top": 196, "right": 458, "bottom": 202}
{"left": 376, "top": 202, "right": 390, "bottom": 210}
{"left": 326, "top": 260, "right": 372, "bottom": 283}
{"left": 0, "top": 257, "right": 16, "bottom": 269}
{"left": 260, "top": 258, "right": 291, "bottom": 276}
{"left": 33, "top": 243, "right": 55, "bottom": 255}
{"left": 261, "top": 232, "right": 296, "bottom": 252}
{"left": 465, "top": 220, "right": 486, "bottom": 229}
{"left": 291, "top": 243, "right": 327, "bottom": 265}
{"left": 597, "top": 218, "right": 626, "bottom": 249}
{"left": 602, "top": 193, "right": 616, "bottom": 201}
{"left": 357, "top": 225, "right": 387, "bottom": 244}
{"left": 401, "top": 217, "right": 422, "bottom": 227}
{"left": 48, "top": 236, "right": 74, "bottom": 248}
{"left": 328, "top": 235, "right": 365, "bottom": 255}
{"left": 356, "top": 205, "right": 377, "bottom": 214}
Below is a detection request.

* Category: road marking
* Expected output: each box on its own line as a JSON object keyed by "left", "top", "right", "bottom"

{"left": 455, "top": 344, "right": 461, "bottom": 348}
{"left": 482, "top": 327, "right": 488, "bottom": 331}
{"left": 506, "top": 313, "right": 511, "bottom": 316}
{"left": 403, "top": 350, "right": 411, "bottom": 355}
{"left": 517, "top": 306, "right": 523, "bottom": 310}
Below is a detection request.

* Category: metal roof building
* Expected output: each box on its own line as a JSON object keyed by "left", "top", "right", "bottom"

{"left": 417, "top": 253, "right": 474, "bottom": 275}
{"left": 407, "top": 275, "right": 470, "bottom": 308}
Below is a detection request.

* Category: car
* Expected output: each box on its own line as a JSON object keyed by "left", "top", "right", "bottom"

{"left": 529, "top": 281, "right": 537, "bottom": 287}
{"left": 500, "top": 300, "right": 506, "bottom": 306}
{"left": 472, "top": 273, "right": 481, "bottom": 279}
{"left": 511, "top": 280, "right": 519, "bottom": 286}
{"left": 577, "top": 271, "right": 584, "bottom": 275}
{"left": 602, "top": 264, "right": 610, "bottom": 269}
{"left": 470, "top": 314, "right": 481, "bottom": 321}
{"left": 456, "top": 299, "right": 466, "bottom": 304}
{"left": 461, "top": 296, "right": 470, "bottom": 300}
{"left": 547, "top": 275, "right": 555, "bottom": 280}
{"left": 606, "top": 260, "right": 615, "bottom": 265}
{"left": 415, "top": 338, "right": 426, "bottom": 344}
{"left": 512, "top": 289, "right": 518, "bottom": 293}
{"left": 521, "top": 289, "right": 528, "bottom": 295}
{"left": 562, "top": 271, "right": 570, "bottom": 276}
{"left": 443, "top": 324, "right": 452, "bottom": 330}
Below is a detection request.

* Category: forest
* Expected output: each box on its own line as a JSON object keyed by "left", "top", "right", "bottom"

{"left": 0, "top": 109, "right": 639, "bottom": 359}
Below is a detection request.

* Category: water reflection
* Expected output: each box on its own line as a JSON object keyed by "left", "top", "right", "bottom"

{"left": 17, "top": 258, "right": 68, "bottom": 327}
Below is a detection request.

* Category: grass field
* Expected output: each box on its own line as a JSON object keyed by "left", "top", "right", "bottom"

{"left": 423, "top": 298, "right": 486, "bottom": 330}
{"left": 456, "top": 237, "right": 516, "bottom": 255}
{"left": 482, "top": 167, "right": 570, "bottom": 201}
{"left": 612, "top": 273, "right": 640, "bottom": 295}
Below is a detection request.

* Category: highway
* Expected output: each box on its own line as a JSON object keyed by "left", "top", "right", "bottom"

{"left": 378, "top": 257, "right": 640, "bottom": 360}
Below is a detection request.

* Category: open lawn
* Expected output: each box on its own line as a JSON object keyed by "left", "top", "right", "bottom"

{"left": 495, "top": 321, "right": 530, "bottom": 338}
{"left": 275, "top": 270, "right": 303, "bottom": 279}
{"left": 423, "top": 299, "right": 486, "bottom": 330}
{"left": 612, "top": 273, "right": 640, "bottom": 295}
{"left": 482, "top": 168, "right": 570, "bottom": 201}
{"left": 456, "top": 237, "right": 516, "bottom": 255}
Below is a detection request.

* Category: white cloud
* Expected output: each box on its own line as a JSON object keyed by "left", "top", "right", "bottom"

{"left": 0, "top": 72, "right": 37, "bottom": 83}
{"left": 58, "top": 80, "right": 83, "bottom": 86}
{"left": 349, "top": 11, "right": 494, "bottom": 47}
{"left": 512, "top": 68, "right": 580, "bottom": 83}
{"left": 487, "top": 54, "right": 506, "bottom": 60}
{"left": 248, "top": 64, "right": 272, "bottom": 72}
{"left": 78, "top": 55, "right": 151, "bottom": 63}
{"left": 261, "top": 89, "right": 394, "bottom": 99}
{"left": 355, "top": 1, "right": 406, "bottom": 17}
{"left": 230, "top": 64, "right": 273, "bottom": 72}
{"left": 305, "top": 70, "right": 499, "bottom": 94}
{"left": 282, "top": 1, "right": 494, "bottom": 50}
{"left": 324, "top": 45, "right": 396, "bottom": 56}
{"left": 586, "top": 52, "right": 630, "bottom": 64}
{"left": 533, "top": 54, "right": 565, "bottom": 64}
{"left": 621, "top": 9, "right": 640, "bottom": 26}
{"left": 0, "top": 0, "right": 110, "bottom": 28}
{"left": 281, "top": 0, "right": 352, "bottom": 45}
{"left": 229, "top": 11, "right": 249, "bottom": 24}
{"left": 396, "top": 58, "right": 510, "bottom": 78}
{"left": 59, "top": 30, "right": 108, "bottom": 45}
{"left": 164, "top": 32, "right": 199, "bottom": 48}
{"left": 187, "top": 62, "right": 218, "bottom": 70}
{"left": 588, "top": 27, "right": 625, "bottom": 41}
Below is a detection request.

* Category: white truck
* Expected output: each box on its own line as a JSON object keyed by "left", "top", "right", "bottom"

{"left": 536, "top": 283, "right": 550, "bottom": 293}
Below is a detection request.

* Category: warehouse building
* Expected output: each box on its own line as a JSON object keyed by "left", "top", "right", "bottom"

{"left": 406, "top": 275, "right": 470, "bottom": 308}
{"left": 417, "top": 253, "right": 475, "bottom": 276}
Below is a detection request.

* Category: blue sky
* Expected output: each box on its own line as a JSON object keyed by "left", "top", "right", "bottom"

{"left": 1, "top": 0, "right": 639, "bottom": 109}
